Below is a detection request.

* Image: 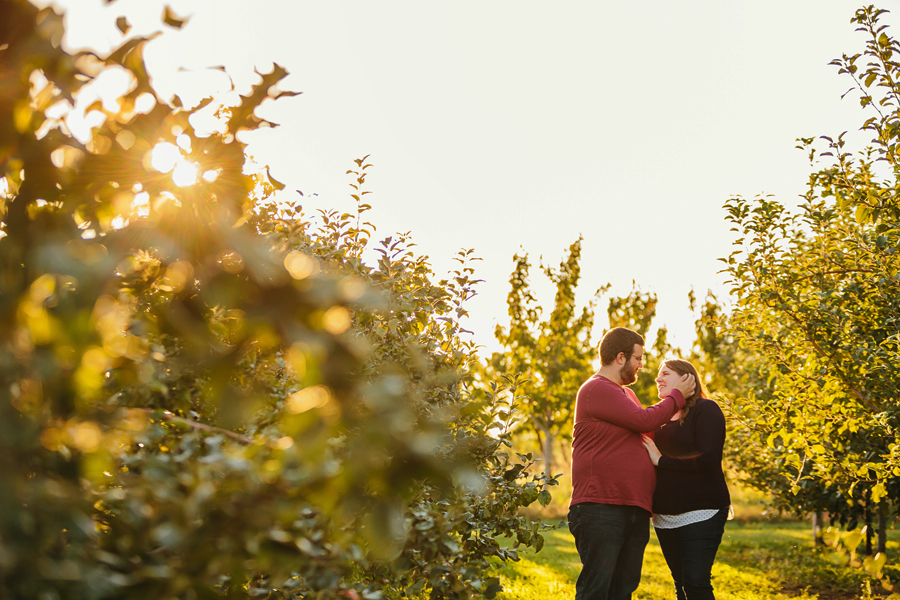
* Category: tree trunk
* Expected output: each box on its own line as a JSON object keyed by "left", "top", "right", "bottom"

{"left": 532, "top": 425, "right": 544, "bottom": 469}
{"left": 540, "top": 428, "right": 555, "bottom": 478}
{"left": 865, "top": 501, "right": 874, "bottom": 556}
{"left": 878, "top": 503, "right": 888, "bottom": 554}
{"left": 812, "top": 512, "right": 825, "bottom": 547}
{"left": 559, "top": 437, "right": 572, "bottom": 473}
{"left": 530, "top": 415, "right": 556, "bottom": 478}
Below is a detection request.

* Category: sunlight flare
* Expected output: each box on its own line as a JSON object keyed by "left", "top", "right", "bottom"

{"left": 150, "top": 142, "right": 180, "bottom": 173}
{"left": 150, "top": 142, "right": 200, "bottom": 186}
{"left": 172, "top": 160, "right": 199, "bottom": 187}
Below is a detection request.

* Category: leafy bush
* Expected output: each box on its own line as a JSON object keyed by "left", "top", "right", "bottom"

{"left": 0, "top": 2, "right": 554, "bottom": 598}
{"left": 721, "top": 4, "right": 900, "bottom": 585}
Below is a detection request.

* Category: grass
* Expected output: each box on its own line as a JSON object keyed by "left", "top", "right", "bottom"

{"left": 503, "top": 456, "right": 898, "bottom": 599}
{"left": 494, "top": 515, "right": 900, "bottom": 600}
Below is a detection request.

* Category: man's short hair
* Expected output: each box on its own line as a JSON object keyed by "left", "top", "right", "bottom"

{"left": 599, "top": 327, "right": 644, "bottom": 366}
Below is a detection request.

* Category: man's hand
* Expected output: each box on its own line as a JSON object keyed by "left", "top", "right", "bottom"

{"left": 674, "top": 373, "right": 696, "bottom": 399}
{"left": 642, "top": 435, "right": 661, "bottom": 466}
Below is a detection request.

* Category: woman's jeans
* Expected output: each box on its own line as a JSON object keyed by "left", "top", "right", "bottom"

{"left": 568, "top": 503, "right": 650, "bottom": 600}
{"left": 653, "top": 508, "right": 728, "bottom": 600}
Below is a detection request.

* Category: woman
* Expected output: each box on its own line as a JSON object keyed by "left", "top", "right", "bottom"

{"left": 642, "top": 359, "right": 730, "bottom": 600}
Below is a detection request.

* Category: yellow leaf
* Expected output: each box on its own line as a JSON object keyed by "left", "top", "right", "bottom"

{"left": 844, "top": 528, "right": 865, "bottom": 553}
{"left": 864, "top": 552, "right": 887, "bottom": 578}
{"left": 873, "top": 482, "right": 887, "bottom": 503}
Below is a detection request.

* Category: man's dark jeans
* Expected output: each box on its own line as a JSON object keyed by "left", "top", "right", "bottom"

{"left": 653, "top": 508, "right": 728, "bottom": 600}
{"left": 567, "top": 502, "right": 650, "bottom": 600}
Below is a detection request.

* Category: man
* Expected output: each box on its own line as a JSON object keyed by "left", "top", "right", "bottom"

{"left": 568, "top": 327, "right": 696, "bottom": 600}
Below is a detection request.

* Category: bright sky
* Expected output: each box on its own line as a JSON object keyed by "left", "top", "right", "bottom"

{"left": 41, "top": 0, "right": 895, "bottom": 357}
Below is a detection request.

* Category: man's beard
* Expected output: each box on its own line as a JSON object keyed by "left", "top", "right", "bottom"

{"left": 619, "top": 362, "right": 638, "bottom": 386}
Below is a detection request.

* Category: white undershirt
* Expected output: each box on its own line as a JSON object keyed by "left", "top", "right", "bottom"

{"left": 651, "top": 509, "right": 720, "bottom": 529}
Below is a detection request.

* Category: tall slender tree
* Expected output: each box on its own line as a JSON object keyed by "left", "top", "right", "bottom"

{"left": 489, "top": 237, "right": 604, "bottom": 477}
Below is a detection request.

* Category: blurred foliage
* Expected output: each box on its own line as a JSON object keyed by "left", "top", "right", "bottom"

{"left": 721, "top": 5, "right": 900, "bottom": 589}
{"left": 0, "top": 2, "right": 555, "bottom": 598}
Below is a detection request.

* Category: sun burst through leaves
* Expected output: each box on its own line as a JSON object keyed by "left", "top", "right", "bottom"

{"left": 149, "top": 141, "right": 199, "bottom": 186}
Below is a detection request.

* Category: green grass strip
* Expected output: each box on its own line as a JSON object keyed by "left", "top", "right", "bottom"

{"left": 494, "top": 520, "right": 899, "bottom": 600}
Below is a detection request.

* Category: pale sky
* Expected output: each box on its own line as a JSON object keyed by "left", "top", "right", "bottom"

{"left": 44, "top": 0, "right": 892, "bottom": 357}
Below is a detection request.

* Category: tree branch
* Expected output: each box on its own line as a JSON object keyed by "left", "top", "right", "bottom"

{"left": 140, "top": 409, "right": 254, "bottom": 444}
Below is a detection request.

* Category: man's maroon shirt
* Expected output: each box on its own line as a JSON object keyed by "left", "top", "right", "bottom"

{"left": 569, "top": 375, "right": 685, "bottom": 513}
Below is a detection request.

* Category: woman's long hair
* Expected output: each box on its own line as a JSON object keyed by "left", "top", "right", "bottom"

{"left": 663, "top": 359, "right": 707, "bottom": 425}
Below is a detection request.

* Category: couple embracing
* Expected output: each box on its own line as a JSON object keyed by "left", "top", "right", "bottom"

{"left": 568, "top": 327, "right": 730, "bottom": 600}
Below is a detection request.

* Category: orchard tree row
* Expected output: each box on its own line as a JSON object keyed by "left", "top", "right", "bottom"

{"left": 8, "top": 0, "right": 900, "bottom": 597}
{"left": 484, "top": 236, "right": 713, "bottom": 479}
{"left": 486, "top": 6, "right": 900, "bottom": 589}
